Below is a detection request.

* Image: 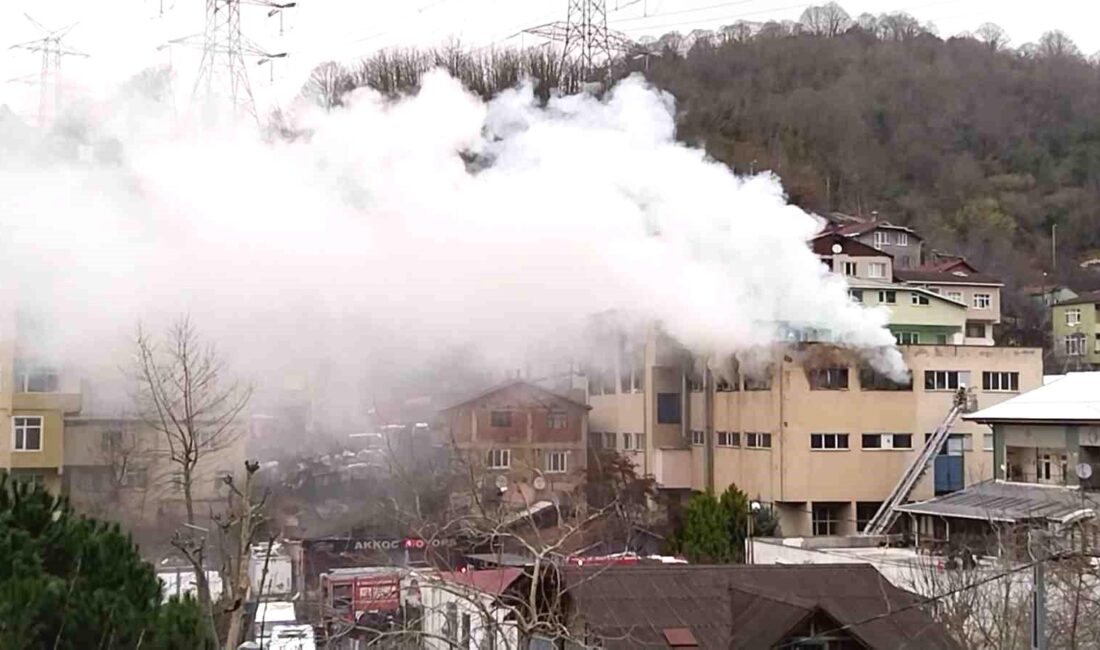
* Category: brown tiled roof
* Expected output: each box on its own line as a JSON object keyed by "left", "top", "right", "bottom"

{"left": 833, "top": 220, "right": 921, "bottom": 239}
{"left": 1055, "top": 289, "right": 1100, "bottom": 306}
{"left": 438, "top": 379, "right": 590, "bottom": 412}
{"left": 563, "top": 564, "right": 957, "bottom": 650}
{"left": 894, "top": 269, "right": 1002, "bottom": 285}
{"left": 810, "top": 233, "right": 886, "bottom": 258}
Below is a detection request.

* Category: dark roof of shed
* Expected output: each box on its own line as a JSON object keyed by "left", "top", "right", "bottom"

{"left": 562, "top": 564, "right": 957, "bottom": 650}
{"left": 894, "top": 269, "right": 1002, "bottom": 285}
{"left": 438, "top": 379, "right": 590, "bottom": 412}
{"left": 895, "top": 479, "right": 1099, "bottom": 524}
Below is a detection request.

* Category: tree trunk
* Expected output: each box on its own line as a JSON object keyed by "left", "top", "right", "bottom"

{"left": 223, "top": 470, "right": 256, "bottom": 650}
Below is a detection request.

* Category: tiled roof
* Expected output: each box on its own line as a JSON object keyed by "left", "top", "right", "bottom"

{"left": 438, "top": 379, "right": 590, "bottom": 412}
{"left": 563, "top": 564, "right": 957, "bottom": 649}
{"left": 833, "top": 220, "right": 921, "bottom": 238}
{"left": 894, "top": 269, "right": 1002, "bottom": 285}
{"left": 435, "top": 568, "right": 525, "bottom": 596}
{"left": 895, "top": 480, "right": 1099, "bottom": 524}
{"left": 1054, "top": 289, "right": 1100, "bottom": 306}
{"left": 810, "top": 233, "right": 886, "bottom": 258}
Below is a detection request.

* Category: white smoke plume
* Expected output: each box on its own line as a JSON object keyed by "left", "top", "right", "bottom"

{"left": 0, "top": 70, "right": 904, "bottom": 413}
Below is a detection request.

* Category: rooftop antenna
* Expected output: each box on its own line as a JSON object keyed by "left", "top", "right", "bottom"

{"left": 162, "top": 0, "right": 293, "bottom": 121}
{"left": 7, "top": 14, "right": 89, "bottom": 127}
{"left": 524, "top": 0, "right": 634, "bottom": 82}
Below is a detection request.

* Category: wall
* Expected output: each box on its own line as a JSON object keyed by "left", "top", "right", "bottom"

{"left": 854, "top": 229, "right": 920, "bottom": 269}
{"left": 416, "top": 579, "right": 517, "bottom": 650}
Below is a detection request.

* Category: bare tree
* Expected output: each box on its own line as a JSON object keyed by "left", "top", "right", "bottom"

{"left": 133, "top": 316, "right": 251, "bottom": 632}
{"left": 1037, "top": 30, "right": 1081, "bottom": 59}
{"left": 975, "top": 22, "right": 1010, "bottom": 50}
{"left": 799, "top": 3, "right": 853, "bottom": 38}
{"left": 217, "top": 460, "right": 269, "bottom": 650}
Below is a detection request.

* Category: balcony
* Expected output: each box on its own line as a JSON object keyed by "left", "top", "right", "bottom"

{"left": 12, "top": 391, "right": 82, "bottom": 415}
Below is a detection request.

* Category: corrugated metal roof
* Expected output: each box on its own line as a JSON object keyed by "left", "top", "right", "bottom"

{"left": 563, "top": 564, "right": 957, "bottom": 649}
{"left": 964, "top": 372, "right": 1100, "bottom": 423}
{"left": 895, "top": 479, "right": 1099, "bottom": 523}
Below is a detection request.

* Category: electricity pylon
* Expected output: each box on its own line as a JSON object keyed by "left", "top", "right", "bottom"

{"left": 7, "top": 14, "right": 88, "bottom": 126}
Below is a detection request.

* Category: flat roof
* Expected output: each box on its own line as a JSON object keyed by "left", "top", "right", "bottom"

{"left": 965, "top": 372, "right": 1100, "bottom": 423}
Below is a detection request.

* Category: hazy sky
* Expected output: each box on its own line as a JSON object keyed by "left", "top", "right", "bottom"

{"left": 2, "top": 0, "right": 1098, "bottom": 118}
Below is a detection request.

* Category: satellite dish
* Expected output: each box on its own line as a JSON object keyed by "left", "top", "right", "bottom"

{"left": 533, "top": 476, "right": 547, "bottom": 490}
{"left": 494, "top": 475, "right": 508, "bottom": 489}
{"left": 831, "top": 243, "right": 843, "bottom": 254}
{"left": 1077, "top": 463, "right": 1093, "bottom": 480}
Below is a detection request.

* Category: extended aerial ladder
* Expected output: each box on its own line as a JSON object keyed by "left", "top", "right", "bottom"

{"left": 863, "top": 387, "right": 972, "bottom": 536}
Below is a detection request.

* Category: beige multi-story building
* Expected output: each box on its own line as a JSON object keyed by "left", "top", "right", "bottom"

{"left": 0, "top": 313, "right": 82, "bottom": 493}
{"left": 894, "top": 269, "right": 1002, "bottom": 346}
{"left": 586, "top": 328, "right": 1043, "bottom": 537}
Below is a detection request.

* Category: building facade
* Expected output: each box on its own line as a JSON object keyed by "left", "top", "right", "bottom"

{"left": 438, "top": 381, "right": 590, "bottom": 509}
{"left": 1051, "top": 290, "right": 1100, "bottom": 369}
{"left": 894, "top": 269, "right": 1002, "bottom": 346}
{"left": 587, "top": 329, "right": 1043, "bottom": 537}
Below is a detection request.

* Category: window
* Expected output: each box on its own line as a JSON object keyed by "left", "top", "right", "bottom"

{"left": 843, "top": 261, "right": 858, "bottom": 276}
{"left": 545, "top": 451, "right": 568, "bottom": 473}
{"left": 634, "top": 433, "right": 645, "bottom": 450}
{"left": 927, "top": 287, "right": 941, "bottom": 294}
{"left": 983, "top": 434, "right": 994, "bottom": 451}
{"left": 965, "top": 321, "right": 986, "bottom": 339}
{"left": 547, "top": 410, "right": 568, "bottom": 430}
{"left": 982, "top": 371, "right": 1019, "bottom": 392}
{"left": 972, "top": 293, "right": 992, "bottom": 309}
{"left": 1066, "top": 334, "right": 1087, "bottom": 356}
{"left": 856, "top": 502, "right": 883, "bottom": 532}
{"left": 868, "top": 262, "right": 886, "bottom": 279}
{"left": 12, "top": 416, "right": 43, "bottom": 452}
{"left": 873, "top": 230, "right": 888, "bottom": 249}
{"left": 688, "top": 375, "right": 704, "bottom": 392}
{"left": 812, "top": 503, "right": 840, "bottom": 536}
{"left": 1096, "top": 334, "right": 1100, "bottom": 354}
{"left": 946, "top": 291, "right": 962, "bottom": 302}
{"left": 895, "top": 331, "right": 919, "bottom": 345}
{"left": 895, "top": 232, "right": 908, "bottom": 246}
{"left": 1066, "top": 308, "right": 1082, "bottom": 326}
{"left": 746, "top": 432, "right": 771, "bottom": 449}
{"left": 848, "top": 289, "right": 863, "bottom": 303}
{"left": 622, "top": 432, "right": 633, "bottom": 450}
{"left": 859, "top": 367, "right": 913, "bottom": 391}
{"left": 604, "top": 432, "right": 616, "bottom": 449}
{"left": 15, "top": 363, "right": 59, "bottom": 393}
{"left": 744, "top": 375, "right": 772, "bottom": 390}
{"left": 445, "top": 603, "right": 458, "bottom": 644}
{"left": 911, "top": 292, "right": 930, "bottom": 306}
{"left": 102, "top": 429, "right": 123, "bottom": 452}
{"left": 122, "top": 466, "right": 148, "bottom": 488}
{"left": 808, "top": 367, "right": 848, "bottom": 390}
{"left": 487, "top": 448, "right": 511, "bottom": 469}
{"left": 716, "top": 431, "right": 739, "bottom": 447}
{"left": 924, "top": 370, "right": 970, "bottom": 391}
{"left": 690, "top": 429, "right": 704, "bottom": 446}
{"left": 810, "top": 433, "right": 849, "bottom": 450}
{"left": 490, "top": 411, "right": 512, "bottom": 427}
{"left": 861, "top": 433, "right": 912, "bottom": 450}
{"left": 588, "top": 431, "right": 603, "bottom": 448}
{"left": 877, "top": 290, "right": 896, "bottom": 305}
{"left": 716, "top": 375, "right": 738, "bottom": 392}
{"left": 656, "top": 393, "right": 681, "bottom": 424}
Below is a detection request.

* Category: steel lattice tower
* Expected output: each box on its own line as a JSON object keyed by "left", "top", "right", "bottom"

{"left": 193, "top": 0, "right": 256, "bottom": 118}
{"left": 7, "top": 16, "right": 88, "bottom": 126}
{"left": 525, "top": 0, "right": 632, "bottom": 79}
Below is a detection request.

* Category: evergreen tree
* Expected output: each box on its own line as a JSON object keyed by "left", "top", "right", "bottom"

{"left": 0, "top": 476, "right": 212, "bottom": 649}
{"left": 674, "top": 484, "right": 777, "bottom": 563}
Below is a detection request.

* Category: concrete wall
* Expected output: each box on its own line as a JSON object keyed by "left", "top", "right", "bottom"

{"left": 1052, "top": 302, "right": 1099, "bottom": 364}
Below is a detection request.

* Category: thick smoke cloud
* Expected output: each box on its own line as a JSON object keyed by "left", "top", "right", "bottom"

{"left": 0, "top": 71, "right": 903, "bottom": 411}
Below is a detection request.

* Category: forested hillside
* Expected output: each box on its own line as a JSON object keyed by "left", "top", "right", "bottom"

{"left": 294, "top": 5, "right": 1100, "bottom": 347}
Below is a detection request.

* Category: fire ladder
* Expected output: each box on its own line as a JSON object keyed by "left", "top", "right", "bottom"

{"left": 863, "top": 387, "right": 971, "bottom": 536}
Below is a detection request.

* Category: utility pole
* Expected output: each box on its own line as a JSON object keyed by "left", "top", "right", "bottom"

{"left": 164, "top": 0, "right": 292, "bottom": 121}
{"left": 524, "top": 1, "right": 634, "bottom": 81}
{"left": 1030, "top": 530, "right": 1048, "bottom": 650}
{"left": 7, "top": 15, "right": 88, "bottom": 127}
{"left": 1052, "top": 223, "right": 1058, "bottom": 274}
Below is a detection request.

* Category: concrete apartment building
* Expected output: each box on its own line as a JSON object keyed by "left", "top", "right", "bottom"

{"left": 1050, "top": 289, "right": 1100, "bottom": 369}
{"left": 825, "top": 217, "right": 923, "bottom": 269}
{"left": 439, "top": 381, "right": 590, "bottom": 509}
{"left": 0, "top": 313, "right": 83, "bottom": 493}
{"left": 894, "top": 268, "right": 1003, "bottom": 346}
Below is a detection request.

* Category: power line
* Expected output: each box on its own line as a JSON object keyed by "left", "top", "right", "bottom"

{"left": 523, "top": 0, "right": 635, "bottom": 78}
